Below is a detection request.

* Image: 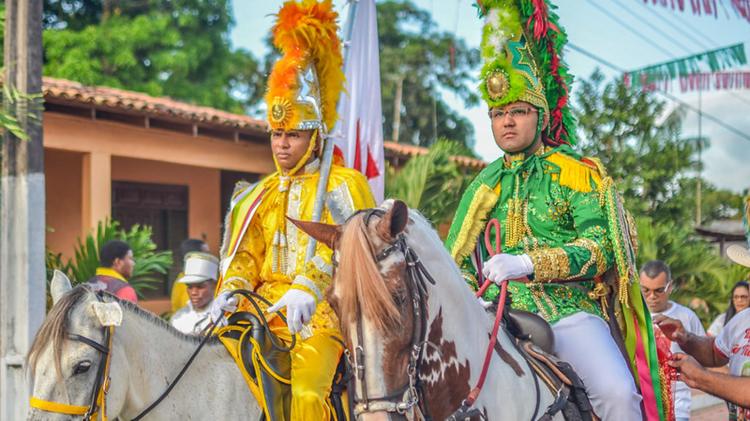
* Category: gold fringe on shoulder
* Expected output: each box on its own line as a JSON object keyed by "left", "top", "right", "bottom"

{"left": 450, "top": 184, "right": 500, "bottom": 263}
{"left": 545, "top": 152, "right": 602, "bottom": 193}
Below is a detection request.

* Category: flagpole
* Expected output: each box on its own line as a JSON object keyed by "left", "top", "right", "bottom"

{"left": 305, "top": 0, "right": 360, "bottom": 262}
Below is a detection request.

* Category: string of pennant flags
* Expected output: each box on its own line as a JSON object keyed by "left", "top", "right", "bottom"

{"left": 624, "top": 43, "right": 749, "bottom": 92}
{"left": 643, "top": 0, "right": 750, "bottom": 24}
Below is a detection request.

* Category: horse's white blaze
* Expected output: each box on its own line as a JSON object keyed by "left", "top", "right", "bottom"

{"left": 349, "top": 319, "right": 389, "bottom": 401}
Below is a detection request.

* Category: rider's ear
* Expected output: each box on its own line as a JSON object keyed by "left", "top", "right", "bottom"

{"left": 377, "top": 200, "right": 408, "bottom": 242}
{"left": 288, "top": 217, "right": 341, "bottom": 250}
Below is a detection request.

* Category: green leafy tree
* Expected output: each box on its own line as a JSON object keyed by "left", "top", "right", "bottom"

{"left": 46, "top": 219, "right": 173, "bottom": 298}
{"left": 41, "top": 0, "right": 265, "bottom": 113}
{"left": 377, "top": 1, "right": 480, "bottom": 148}
{"left": 385, "top": 139, "right": 473, "bottom": 229}
{"left": 575, "top": 69, "right": 745, "bottom": 321}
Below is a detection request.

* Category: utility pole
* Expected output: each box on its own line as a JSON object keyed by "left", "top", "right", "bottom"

{"left": 392, "top": 75, "right": 404, "bottom": 142}
{"left": 695, "top": 86, "right": 703, "bottom": 226}
{"left": 0, "top": 1, "right": 45, "bottom": 420}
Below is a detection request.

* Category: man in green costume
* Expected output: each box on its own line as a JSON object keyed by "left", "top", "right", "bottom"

{"left": 446, "top": 1, "right": 667, "bottom": 419}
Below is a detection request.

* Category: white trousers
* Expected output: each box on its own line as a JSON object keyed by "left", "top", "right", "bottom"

{"left": 552, "top": 312, "right": 643, "bottom": 421}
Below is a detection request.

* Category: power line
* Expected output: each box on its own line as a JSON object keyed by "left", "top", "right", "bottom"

{"left": 633, "top": 0, "right": 750, "bottom": 107}
{"left": 636, "top": 0, "right": 714, "bottom": 51}
{"left": 585, "top": 0, "right": 750, "bottom": 112}
{"left": 610, "top": 0, "right": 695, "bottom": 55}
{"left": 585, "top": 0, "right": 676, "bottom": 58}
{"left": 566, "top": 42, "right": 750, "bottom": 143}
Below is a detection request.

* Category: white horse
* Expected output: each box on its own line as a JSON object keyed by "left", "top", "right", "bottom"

{"left": 294, "top": 200, "right": 565, "bottom": 421}
{"left": 26, "top": 271, "right": 262, "bottom": 420}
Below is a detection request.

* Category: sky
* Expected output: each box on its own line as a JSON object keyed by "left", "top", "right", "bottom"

{"left": 230, "top": 0, "right": 750, "bottom": 193}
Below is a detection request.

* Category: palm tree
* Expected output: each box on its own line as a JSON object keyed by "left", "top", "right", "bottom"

{"left": 47, "top": 219, "right": 172, "bottom": 298}
{"left": 385, "top": 139, "right": 474, "bottom": 232}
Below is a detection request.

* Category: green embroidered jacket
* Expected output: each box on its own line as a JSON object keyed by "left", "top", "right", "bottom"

{"left": 445, "top": 145, "right": 613, "bottom": 324}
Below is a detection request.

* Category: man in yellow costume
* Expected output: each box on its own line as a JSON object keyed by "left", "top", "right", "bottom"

{"left": 208, "top": 1, "right": 375, "bottom": 419}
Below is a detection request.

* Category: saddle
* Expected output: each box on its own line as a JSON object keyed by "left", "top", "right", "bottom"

{"left": 217, "top": 311, "right": 348, "bottom": 421}
{"left": 505, "top": 309, "right": 595, "bottom": 421}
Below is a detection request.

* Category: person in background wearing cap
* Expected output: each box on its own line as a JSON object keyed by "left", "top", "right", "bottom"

{"left": 445, "top": 1, "right": 665, "bottom": 419}
{"left": 171, "top": 252, "right": 219, "bottom": 335}
{"left": 170, "top": 238, "right": 210, "bottom": 314}
{"left": 657, "top": 197, "right": 750, "bottom": 418}
{"left": 208, "top": 1, "right": 375, "bottom": 419}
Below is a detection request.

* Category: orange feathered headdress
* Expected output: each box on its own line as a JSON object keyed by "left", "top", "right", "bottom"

{"left": 265, "top": 0, "right": 344, "bottom": 132}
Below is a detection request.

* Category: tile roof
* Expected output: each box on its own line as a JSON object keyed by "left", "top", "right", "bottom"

{"left": 42, "top": 77, "right": 485, "bottom": 169}
{"left": 383, "top": 141, "right": 486, "bottom": 170}
{"left": 43, "top": 77, "right": 267, "bottom": 131}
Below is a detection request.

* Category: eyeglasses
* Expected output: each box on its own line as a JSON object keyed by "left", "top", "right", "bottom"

{"left": 641, "top": 285, "right": 670, "bottom": 296}
{"left": 489, "top": 106, "right": 538, "bottom": 120}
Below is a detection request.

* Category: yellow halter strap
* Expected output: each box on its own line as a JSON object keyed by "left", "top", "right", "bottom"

{"left": 29, "top": 325, "right": 114, "bottom": 421}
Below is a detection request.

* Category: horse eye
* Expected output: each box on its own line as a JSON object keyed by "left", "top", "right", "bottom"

{"left": 73, "top": 360, "right": 92, "bottom": 375}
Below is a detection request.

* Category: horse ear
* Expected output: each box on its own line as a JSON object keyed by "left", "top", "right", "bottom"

{"left": 288, "top": 217, "right": 341, "bottom": 250}
{"left": 50, "top": 270, "right": 72, "bottom": 305}
{"left": 377, "top": 200, "right": 409, "bottom": 242}
{"left": 89, "top": 302, "right": 123, "bottom": 327}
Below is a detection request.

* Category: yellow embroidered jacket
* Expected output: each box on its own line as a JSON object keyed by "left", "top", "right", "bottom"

{"left": 217, "top": 160, "right": 375, "bottom": 329}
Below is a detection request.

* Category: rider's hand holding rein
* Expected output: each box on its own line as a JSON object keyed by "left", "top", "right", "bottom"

{"left": 267, "top": 288, "right": 317, "bottom": 335}
{"left": 209, "top": 291, "right": 238, "bottom": 325}
{"left": 482, "top": 253, "right": 534, "bottom": 284}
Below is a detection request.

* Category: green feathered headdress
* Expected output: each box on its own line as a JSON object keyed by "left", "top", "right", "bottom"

{"left": 477, "top": 0, "right": 576, "bottom": 146}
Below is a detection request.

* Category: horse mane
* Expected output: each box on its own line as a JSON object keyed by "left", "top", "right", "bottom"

{"left": 336, "top": 212, "right": 401, "bottom": 335}
{"left": 27, "top": 284, "right": 217, "bottom": 382}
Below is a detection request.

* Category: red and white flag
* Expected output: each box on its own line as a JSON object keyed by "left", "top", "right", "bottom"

{"left": 335, "top": 0, "right": 384, "bottom": 203}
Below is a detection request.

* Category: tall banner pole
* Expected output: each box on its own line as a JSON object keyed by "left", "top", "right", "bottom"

{"left": 305, "top": 0, "right": 360, "bottom": 262}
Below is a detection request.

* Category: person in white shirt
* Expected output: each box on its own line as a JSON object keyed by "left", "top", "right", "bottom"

{"left": 640, "top": 260, "right": 706, "bottom": 421}
{"left": 655, "top": 243, "right": 750, "bottom": 417}
{"left": 170, "top": 252, "right": 218, "bottom": 335}
{"left": 707, "top": 280, "right": 750, "bottom": 337}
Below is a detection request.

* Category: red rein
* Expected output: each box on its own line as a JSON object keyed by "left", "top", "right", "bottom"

{"left": 465, "top": 219, "right": 522, "bottom": 406}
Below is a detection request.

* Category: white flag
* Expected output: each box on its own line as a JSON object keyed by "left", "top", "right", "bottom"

{"left": 335, "top": 0, "right": 384, "bottom": 203}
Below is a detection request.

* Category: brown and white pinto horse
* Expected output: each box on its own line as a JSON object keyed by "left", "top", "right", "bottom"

{"left": 293, "top": 200, "right": 561, "bottom": 421}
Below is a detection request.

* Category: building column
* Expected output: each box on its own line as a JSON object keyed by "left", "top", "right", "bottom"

{"left": 81, "top": 151, "right": 111, "bottom": 233}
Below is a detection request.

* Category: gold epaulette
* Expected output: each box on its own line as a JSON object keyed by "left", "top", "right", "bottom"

{"left": 545, "top": 152, "right": 603, "bottom": 193}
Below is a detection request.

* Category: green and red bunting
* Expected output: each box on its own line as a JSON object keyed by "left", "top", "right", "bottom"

{"left": 624, "top": 43, "right": 747, "bottom": 90}
{"left": 678, "top": 71, "right": 750, "bottom": 92}
{"left": 643, "top": 0, "right": 750, "bottom": 24}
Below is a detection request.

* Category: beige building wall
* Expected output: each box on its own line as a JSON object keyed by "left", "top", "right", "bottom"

{"left": 43, "top": 111, "right": 272, "bottom": 260}
{"left": 45, "top": 148, "right": 84, "bottom": 259}
{"left": 111, "top": 157, "right": 222, "bottom": 253}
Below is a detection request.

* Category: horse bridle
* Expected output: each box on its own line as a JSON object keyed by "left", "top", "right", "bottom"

{"left": 30, "top": 293, "right": 115, "bottom": 421}
{"left": 344, "top": 208, "right": 436, "bottom": 419}
{"left": 29, "top": 291, "right": 220, "bottom": 421}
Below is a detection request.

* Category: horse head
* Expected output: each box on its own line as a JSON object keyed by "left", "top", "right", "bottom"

{"left": 294, "top": 199, "right": 485, "bottom": 420}
{"left": 27, "top": 271, "right": 126, "bottom": 420}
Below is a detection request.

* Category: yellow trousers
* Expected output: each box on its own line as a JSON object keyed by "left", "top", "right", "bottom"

{"left": 271, "top": 323, "right": 344, "bottom": 421}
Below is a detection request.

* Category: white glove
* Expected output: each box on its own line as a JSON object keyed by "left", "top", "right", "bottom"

{"left": 482, "top": 253, "right": 534, "bottom": 284}
{"left": 209, "top": 291, "right": 238, "bottom": 324}
{"left": 267, "top": 289, "right": 317, "bottom": 335}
